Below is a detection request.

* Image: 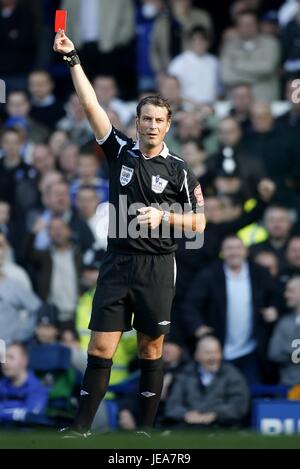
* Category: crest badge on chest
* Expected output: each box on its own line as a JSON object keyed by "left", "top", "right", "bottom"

{"left": 120, "top": 165, "right": 134, "bottom": 186}
{"left": 151, "top": 175, "right": 168, "bottom": 194}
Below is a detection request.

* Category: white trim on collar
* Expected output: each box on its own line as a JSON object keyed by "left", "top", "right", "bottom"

{"left": 132, "top": 141, "right": 169, "bottom": 159}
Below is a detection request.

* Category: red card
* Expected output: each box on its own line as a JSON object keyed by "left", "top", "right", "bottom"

{"left": 55, "top": 10, "right": 67, "bottom": 32}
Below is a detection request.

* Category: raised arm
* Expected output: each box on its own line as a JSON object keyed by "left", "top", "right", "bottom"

{"left": 53, "top": 29, "right": 111, "bottom": 140}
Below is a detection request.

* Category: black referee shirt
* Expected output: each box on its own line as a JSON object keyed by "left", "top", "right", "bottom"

{"left": 97, "top": 126, "right": 204, "bottom": 254}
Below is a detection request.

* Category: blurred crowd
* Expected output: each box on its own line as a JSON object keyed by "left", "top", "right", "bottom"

{"left": 1, "top": 0, "right": 300, "bottom": 431}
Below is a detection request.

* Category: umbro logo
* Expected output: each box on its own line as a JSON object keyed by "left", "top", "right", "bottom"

{"left": 80, "top": 390, "right": 89, "bottom": 396}
{"left": 141, "top": 392, "right": 156, "bottom": 398}
{"left": 158, "top": 321, "right": 171, "bottom": 325}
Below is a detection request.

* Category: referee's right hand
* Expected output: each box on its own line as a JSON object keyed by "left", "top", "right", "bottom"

{"left": 53, "top": 29, "right": 74, "bottom": 55}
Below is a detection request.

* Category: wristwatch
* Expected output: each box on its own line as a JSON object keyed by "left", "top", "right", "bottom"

{"left": 63, "top": 49, "right": 81, "bottom": 67}
{"left": 161, "top": 210, "right": 170, "bottom": 224}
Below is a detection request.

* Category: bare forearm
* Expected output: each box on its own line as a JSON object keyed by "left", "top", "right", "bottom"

{"left": 70, "top": 64, "right": 98, "bottom": 110}
{"left": 169, "top": 212, "right": 206, "bottom": 234}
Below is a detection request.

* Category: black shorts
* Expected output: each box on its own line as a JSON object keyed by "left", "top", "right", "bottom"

{"left": 89, "top": 251, "right": 176, "bottom": 336}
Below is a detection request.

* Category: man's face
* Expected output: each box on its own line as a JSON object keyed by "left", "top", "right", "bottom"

{"left": 264, "top": 208, "right": 292, "bottom": 239}
{"left": 7, "top": 92, "right": 30, "bottom": 117}
{"left": 237, "top": 14, "right": 258, "bottom": 40}
{"left": 231, "top": 86, "right": 252, "bottom": 113}
{"left": 93, "top": 77, "right": 116, "bottom": 105}
{"left": 285, "top": 278, "right": 300, "bottom": 309}
{"left": 221, "top": 237, "right": 247, "bottom": 269}
{"left": 2, "top": 346, "right": 27, "bottom": 380}
{"left": 195, "top": 338, "right": 222, "bottom": 373}
{"left": 286, "top": 238, "right": 300, "bottom": 269}
{"left": 177, "top": 113, "right": 200, "bottom": 141}
{"left": 219, "top": 119, "right": 241, "bottom": 146}
{"left": 204, "top": 197, "right": 223, "bottom": 223}
{"left": 251, "top": 104, "right": 273, "bottom": 133}
{"left": 1, "top": 131, "right": 22, "bottom": 158}
{"left": 77, "top": 189, "right": 99, "bottom": 218}
{"left": 190, "top": 34, "right": 209, "bottom": 56}
{"left": 32, "top": 145, "right": 55, "bottom": 174}
{"left": 136, "top": 104, "right": 171, "bottom": 149}
{"left": 78, "top": 155, "right": 98, "bottom": 179}
{"left": 182, "top": 141, "right": 205, "bottom": 169}
{"left": 162, "top": 343, "right": 182, "bottom": 366}
{"left": 28, "top": 72, "right": 53, "bottom": 100}
{"left": 159, "top": 77, "right": 181, "bottom": 104}
{"left": 48, "top": 218, "right": 70, "bottom": 245}
{"left": 48, "top": 183, "right": 70, "bottom": 213}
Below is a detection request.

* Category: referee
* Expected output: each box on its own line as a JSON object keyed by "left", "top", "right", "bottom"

{"left": 54, "top": 29, "right": 205, "bottom": 436}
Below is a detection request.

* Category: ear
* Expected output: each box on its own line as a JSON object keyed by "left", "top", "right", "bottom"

{"left": 166, "top": 119, "right": 171, "bottom": 134}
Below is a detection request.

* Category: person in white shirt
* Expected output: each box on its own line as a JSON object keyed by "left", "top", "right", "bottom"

{"left": 168, "top": 26, "right": 219, "bottom": 105}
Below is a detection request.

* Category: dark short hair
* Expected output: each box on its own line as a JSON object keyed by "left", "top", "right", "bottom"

{"left": 8, "top": 342, "right": 28, "bottom": 357}
{"left": 136, "top": 95, "right": 172, "bottom": 121}
{"left": 188, "top": 26, "right": 209, "bottom": 42}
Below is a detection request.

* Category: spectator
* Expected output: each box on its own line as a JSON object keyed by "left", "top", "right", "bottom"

{"left": 150, "top": 0, "right": 213, "bottom": 73}
{"left": 48, "top": 130, "right": 70, "bottom": 161}
{"left": 61, "top": 0, "right": 135, "bottom": 95}
{"left": 135, "top": 0, "right": 164, "bottom": 91}
{"left": 250, "top": 205, "right": 294, "bottom": 273}
{"left": 31, "top": 144, "right": 55, "bottom": 180}
{"left": 242, "top": 102, "right": 300, "bottom": 201}
{"left": 228, "top": 83, "right": 254, "bottom": 134}
{"left": 56, "top": 93, "right": 94, "bottom": 148}
{"left": 57, "top": 143, "right": 79, "bottom": 183}
{"left": 220, "top": 11, "right": 280, "bottom": 101}
{"left": 0, "top": 260, "right": 40, "bottom": 343}
{"left": 76, "top": 186, "right": 109, "bottom": 252}
{"left": 0, "top": 0, "right": 36, "bottom": 93}
{"left": 93, "top": 76, "right": 134, "bottom": 127}
{"left": 283, "top": 235, "right": 300, "bottom": 277}
{"left": 164, "top": 335, "right": 249, "bottom": 427}
{"left": 30, "top": 180, "right": 95, "bottom": 254}
{"left": 208, "top": 117, "right": 266, "bottom": 198}
{"left": 268, "top": 276, "right": 300, "bottom": 385}
{"left": 168, "top": 26, "right": 219, "bottom": 104}
{"left": 183, "top": 235, "right": 280, "bottom": 384}
{"left": 25, "top": 216, "right": 82, "bottom": 327}
{"left": 0, "top": 232, "right": 32, "bottom": 290}
{"left": 70, "top": 151, "right": 109, "bottom": 206}
{"left": 0, "top": 343, "right": 48, "bottom": 424}
{"left": 5, "top": 90, "right": 49, "bottom": 145}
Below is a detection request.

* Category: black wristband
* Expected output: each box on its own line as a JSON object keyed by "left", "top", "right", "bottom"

{"left": 63, "top": 49, "right": 81, "bottom": 67}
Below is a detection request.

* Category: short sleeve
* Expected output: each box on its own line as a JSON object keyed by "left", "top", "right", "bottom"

{"left": 178, "top": 163, "right": 205, "bottom": 213}
{"left": 96, "top": 126, "right": 132, "bottom": 161}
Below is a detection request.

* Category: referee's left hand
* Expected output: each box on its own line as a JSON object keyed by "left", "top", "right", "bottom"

{"left": 137, "top": 207, "right": 162, "bottom": 229}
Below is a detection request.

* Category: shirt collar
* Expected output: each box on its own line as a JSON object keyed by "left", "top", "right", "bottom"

{"left": 132, "top": 141, "right": 169, "bottom": 159}
{"left": 224, "top": 261, "right": 249, "bottom": 279}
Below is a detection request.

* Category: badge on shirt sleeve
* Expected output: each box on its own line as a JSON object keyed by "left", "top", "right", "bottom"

{"left": 151, "top": 175, "right": 168, "bottom": 194}
{"left": 120, "top": 165, "right": 134, "bottom": 186}
{"left": 194, "top": 184, "right": 204, "bottom": 206}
